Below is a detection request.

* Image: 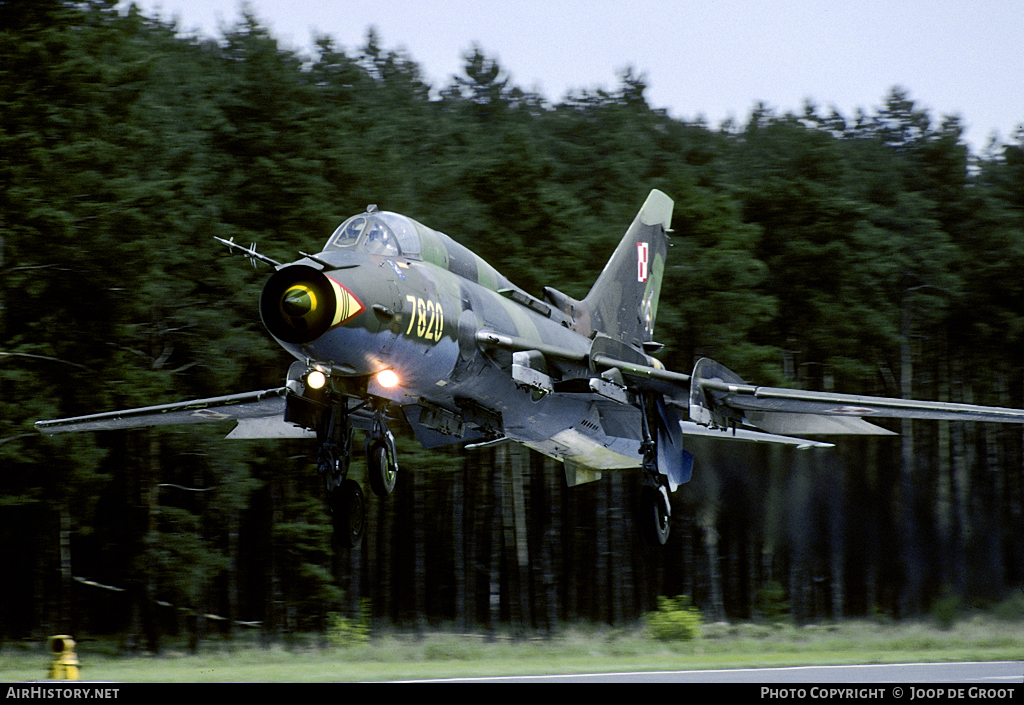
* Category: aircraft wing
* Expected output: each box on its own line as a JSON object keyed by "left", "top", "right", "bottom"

{"left": 579, "top": 349, "right": 1024, "bottom": 440}
{"left": 697, "top": 380, "right": 1024, "bottom": 424}
{"left": 35, "top": 388, "right": 302, "bottom": 437}
{"left": 689, "top": 357, "right": 1024, "bottom": 430}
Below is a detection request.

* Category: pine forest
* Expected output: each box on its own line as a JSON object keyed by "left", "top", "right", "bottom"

{"left": 2, "top": 1, "right": 1024, "bottom": 649}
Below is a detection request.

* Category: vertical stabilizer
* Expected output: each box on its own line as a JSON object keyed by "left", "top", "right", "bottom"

{"left": 582, "top": 189, "right": 673, "bottom": 346}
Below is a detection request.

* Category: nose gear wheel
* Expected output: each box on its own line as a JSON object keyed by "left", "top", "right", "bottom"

{"left": 316, "top": 403, "right": 367, "bottom": 548}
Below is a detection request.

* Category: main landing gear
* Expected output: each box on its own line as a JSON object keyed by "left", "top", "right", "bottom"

{"left": 365, "top": 409, "right": 398, "bottom": 498}
{"left": 317, "top": 401, "right": 398, "bottom": 548}
{"left": 639, "top": 441, "right": 672, "bottom": 546}
{"left": 638, "top": 394, "right": 673, "bottom": 547}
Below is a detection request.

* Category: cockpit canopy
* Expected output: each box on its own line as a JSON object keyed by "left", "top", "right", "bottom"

{"left": 322, "top": 206, "right": 513, "bottom": 296}
{"left": 326, "top": 210, "right": 421, "bottom": 259}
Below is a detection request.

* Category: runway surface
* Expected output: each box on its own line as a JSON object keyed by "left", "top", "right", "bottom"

{"left": 397, "top": 660, "right": 1023, "bottom": 683}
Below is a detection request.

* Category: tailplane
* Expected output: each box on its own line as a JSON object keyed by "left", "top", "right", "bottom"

{"left": 581, "top": 189, "right": 673, "bottom": 346}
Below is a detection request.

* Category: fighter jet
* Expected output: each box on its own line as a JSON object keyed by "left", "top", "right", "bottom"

{"left": 36, "top": 190, "right": 1024, "bottom": 546}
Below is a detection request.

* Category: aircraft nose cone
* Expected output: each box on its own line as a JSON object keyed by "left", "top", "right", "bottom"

{"left": 281, "top": 285, "right": 317, "bottom": 319}
{"left": 261, "top": 264, "right": 365, "bottom": 345}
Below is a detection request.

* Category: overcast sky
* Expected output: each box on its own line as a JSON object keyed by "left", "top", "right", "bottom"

{"left": 117, "top": 0, "right": 1024, "bottom": 155}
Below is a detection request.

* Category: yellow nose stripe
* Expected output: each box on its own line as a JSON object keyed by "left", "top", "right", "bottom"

{"left": 327, "top": 277, "right": 365, "bottom": 327}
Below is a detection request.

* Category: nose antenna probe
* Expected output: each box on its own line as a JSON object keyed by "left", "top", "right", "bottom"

{"left": 215, "top": 236, "right": 282, "bottom": 268}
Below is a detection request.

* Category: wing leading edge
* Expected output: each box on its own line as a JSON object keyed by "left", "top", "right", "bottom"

{"left": 35, "top": 388, "right": 291, "bottom": 436}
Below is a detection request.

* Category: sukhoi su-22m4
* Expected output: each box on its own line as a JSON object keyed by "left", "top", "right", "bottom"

{"left": 36, "top": 190, "right": 1024, "bottom": 546}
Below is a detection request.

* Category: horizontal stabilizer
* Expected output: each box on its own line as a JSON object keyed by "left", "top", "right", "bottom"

{"left": 678, "top": 420, "right": 833, "bottom": 449}
{"left": 744, "top": 411, "right": 896, "bottom": 436}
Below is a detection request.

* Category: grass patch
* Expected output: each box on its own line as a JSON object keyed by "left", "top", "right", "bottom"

{"left": 2, "top": 614, "right": 1022, "bottom": 682}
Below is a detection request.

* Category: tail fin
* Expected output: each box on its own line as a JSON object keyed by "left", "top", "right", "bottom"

{"left": 582, "top": 189, "right": 673, "bottom": 346}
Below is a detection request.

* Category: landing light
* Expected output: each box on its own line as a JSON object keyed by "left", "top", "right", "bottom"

{"left": 376, "top": 370, "right": 400, "bottom": 388}
{"left": 307, "top": 370, "right": 327, "bottom": 390}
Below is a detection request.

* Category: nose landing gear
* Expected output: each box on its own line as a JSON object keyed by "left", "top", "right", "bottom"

{"left": 318, "top": 405, "right": 365, "bottom": 548}
{"left": 317, "top": 399, "right": 398, "bottom": 548}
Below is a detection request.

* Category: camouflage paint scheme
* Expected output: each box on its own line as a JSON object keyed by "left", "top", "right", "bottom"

{"left": 37, "top": 190, "right": 1024, "bottom": 545}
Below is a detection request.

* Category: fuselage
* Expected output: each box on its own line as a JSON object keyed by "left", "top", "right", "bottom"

{"left": 259, "top": 209, "right": 645, "bottom": 471}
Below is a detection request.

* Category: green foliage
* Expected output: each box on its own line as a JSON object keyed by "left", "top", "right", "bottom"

{"left": 327, "top": 599, "right": 371, "bottom": 647}
{"left": 931, "top": 587, "right": 962, "bottom": 630}
{"left": 643, "top": 596, "right": 703, "bottom": 641}
{"left": 423, "top": 637, "right": 480, "bottom": 661}
{"left": 3, "top": 0, "right": 1024, "bottom": 644}
{"left": 756, "top": 581, "right": 790, "bottom": 622}
{"left": 990, "top": 590, "right": 1024, "bottom": 621}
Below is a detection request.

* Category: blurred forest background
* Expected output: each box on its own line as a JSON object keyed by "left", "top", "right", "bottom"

{"left": 3, "top": 1, "right": 1024, "bottom": 650}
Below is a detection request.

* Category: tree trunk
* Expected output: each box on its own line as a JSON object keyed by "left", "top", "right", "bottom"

{"left": 144, "top": 434, "right": 160, "bottom": 652}
{"left": 702, "top": 520, "right": 723, "bottom": 622}
{"left": 488, "top": 448, "right": 501, "bottom": 635}
{"left": 951, "top": 354, "right": 973, "bottom": 595}
{"left": 936, "top": 343, "right": 953, "bottom": 589}
{"left": 413, "top": 456, "right": 427, "bottom": 631}
{"left": 227, "top": 506, "right": 239, "bottom": 640}
{"left": 596, "top": 470, "right": 609, "bottom": 623}
{"left": 899, "top": 302, "right": 922, "bottom": 615}
{"left": 452, "top": 459, "right": 467, "bottom": 630}
{"left": 788, "top": 450, "right": 810, "bottom": 623}
{"left": 542, "top": 456, "right": 560, "bottom": 633}
{"left": 264, "top": 478, "right": 280, "bottom": 647}
{"left": 609, "top": 471, "right": 631, "bottom": 624}
{"left": 826, "top": 450, "right": 845, "bottom": 620}
{"left": 509, "top": 445, "right": 530, "bottom": 633}
{"left": 59, "top": 501, "right": 72, "bottom": 635}
{"left": 985, "top": 367, "right": 1009, "bottom": 595}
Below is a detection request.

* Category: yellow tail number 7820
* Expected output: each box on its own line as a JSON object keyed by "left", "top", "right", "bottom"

{"left": 404, "top": 295, "right": 444, "bottom": 342}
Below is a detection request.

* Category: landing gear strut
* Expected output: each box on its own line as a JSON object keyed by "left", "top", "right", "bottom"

{"left": 317, "top": 403, "right": 365, "bottom": 548}
{"left": 315, "top": 398, "right": 400, "bottom": 548}
{"left": 638, "top": 393, "right": 672, "bottom": 546}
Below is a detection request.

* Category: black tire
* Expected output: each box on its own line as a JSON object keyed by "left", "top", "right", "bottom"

{"left": 639, "top": 484, "right": 671, "bottom": 546}
{"left": 367, "top": 441, "right": 397, "bottom": 497}
{"left": 330, "top": 479, "right": 365, "bottom": 548}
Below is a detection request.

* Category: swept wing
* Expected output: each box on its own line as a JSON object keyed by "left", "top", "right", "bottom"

{"left": 34, "top": 388, "right": 292, "bottom": 436}
{"left": 687, "top": 357, "right": 1024, "bottom": 432}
